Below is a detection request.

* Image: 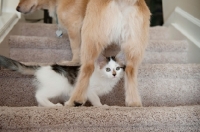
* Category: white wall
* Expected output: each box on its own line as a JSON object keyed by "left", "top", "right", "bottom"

{"left": 0, "top": 0, "right": 20, "bottom": 56}
{"left": 2, "top": 0, "right": 43, "bottom": 21}
{"left": 163, "top": 0, "right": 200, "bottom": 22}
{"left": 2, "top": 0, "right": 21, "bottom": 17}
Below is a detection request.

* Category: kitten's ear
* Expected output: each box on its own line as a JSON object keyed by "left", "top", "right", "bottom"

{"left": 96, "top": 54, "right": 107, "bottom": 69}
{"left": 115, "top": 51, "right": 125, "bottom": 65}
{"left": 97, "top": 54, "right": 106, "bottom": 62}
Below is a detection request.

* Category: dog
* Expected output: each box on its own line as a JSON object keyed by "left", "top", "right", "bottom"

{"left": 17, "top": 0, "right": 151, "bottom": 107}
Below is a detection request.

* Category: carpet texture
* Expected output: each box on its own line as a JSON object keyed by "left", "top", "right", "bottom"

{"left": 9, "top": 36, "right": 188, "bottom": 64}
{"left": 0, "top": 23, "right": 199, "bottom": 131}
{"left": 0, "top": 106, "right": 199, "bottom": 132}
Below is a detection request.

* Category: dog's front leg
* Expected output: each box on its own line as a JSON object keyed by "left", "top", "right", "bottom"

{"left": 57, "top": 10, "right": 82, "bottom": 66}
{"left": 59, "top": 26, "right": 81, "bottom": 66}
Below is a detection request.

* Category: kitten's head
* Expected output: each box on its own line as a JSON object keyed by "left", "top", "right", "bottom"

{"left": 97, "top": 56, "right": 125, "bottom": 79}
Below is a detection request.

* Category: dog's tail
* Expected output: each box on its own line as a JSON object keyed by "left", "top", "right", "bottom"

{"left": 0, "top": 55, "right": 40, "bottom": 75}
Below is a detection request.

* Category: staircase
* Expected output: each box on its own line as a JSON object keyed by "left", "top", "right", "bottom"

{"left": 0, "top": 23, "right": 199, "bottom": 131}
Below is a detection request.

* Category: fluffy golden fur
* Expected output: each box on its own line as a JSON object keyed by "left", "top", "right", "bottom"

{"left": 17, "top": 0, "right": 150, "bottom": 107}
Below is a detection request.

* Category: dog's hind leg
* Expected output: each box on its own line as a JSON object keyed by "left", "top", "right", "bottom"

{"left": 64, "top": 0, "right": 110, "bottom": 106}
{"left": 120, "top": 0, "right": 150, "bottom": 107}
{"left": 122, "top": 41, "right": 144, "bottom": 107}
{"left": 65, "top": 37, "right": 105, "bottom": 106}
{"left": 122, "top": 17, "right": 149, "bottom": 107}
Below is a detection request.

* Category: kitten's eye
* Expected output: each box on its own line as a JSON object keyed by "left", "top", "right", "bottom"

{"left": 106, "top": 68, "right": 111, "bottom": 72}
{"left": 116, "top": 67, "right": 120, "bottom": 71}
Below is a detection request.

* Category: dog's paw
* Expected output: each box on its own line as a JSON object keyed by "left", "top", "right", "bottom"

{"left": 125, "top": 100, "right": 142, "bottom": 107}
{"left": 64, "top": 100, "right": 73, "bottom": 107}
{"left": 125, "top": 97, "right": 142, "bottom": 107}
{"left": 64, "top": 100, "right": 85, "bottom": 107}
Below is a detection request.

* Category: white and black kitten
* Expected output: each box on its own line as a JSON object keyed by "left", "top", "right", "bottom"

{"left": 0, "top": 55, "right": 125, "bottom": 107}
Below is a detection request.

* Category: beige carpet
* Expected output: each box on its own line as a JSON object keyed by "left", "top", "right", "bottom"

{"left": 0, "top": 23, "right": 199, "bottom": 131}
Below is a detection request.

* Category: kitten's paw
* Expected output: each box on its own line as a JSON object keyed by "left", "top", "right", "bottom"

{"left": 55, "top": 103, "right": 63, "bottom": 107}
{"left": 57, "top": 60, "right": 80, "bottom": 66}
{"left": 64, "top": 100, "right": 71, "bottom": 107}
{"left": 102, "top": 104, "right": 109, "bottom": 107}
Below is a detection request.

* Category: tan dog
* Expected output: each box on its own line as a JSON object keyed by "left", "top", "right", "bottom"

{"left": 17, "top": 0, "right": 150, "bottom": 107}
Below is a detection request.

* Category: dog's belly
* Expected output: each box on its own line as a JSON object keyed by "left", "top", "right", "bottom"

{"left": 100, "top": 1, "right": 138, "bottom": 45}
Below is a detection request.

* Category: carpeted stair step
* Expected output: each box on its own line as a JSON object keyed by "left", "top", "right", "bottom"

{"left": 0, "top": 22, "right": 198, "bottom": 131}
{"left": 149, "top": 26, "right": 170, "bottom": 39}
{"left": 143, "top": 52, "right": 187, "bottom": 64}
{"left": 0, "top": 64, "right": 199, "bottom": 107}
{"left": 9, "top": 36, "right": 189, "bottom": 64}
{"left": 138, "top": 64, "right": 200, "bottom": 79}
{"left": 14, "top": 23, "right": 68, "bottom": 38}
{"left": 9, "top": 48, "right": 188, "bottom": 64}
{"left": 9, "top": 36, "right": 189, "bottom": 52}
{"left": 0, "top": 106, "right": 199, "bottom": 131}
{"left": 147, "top": 40, "right": 188, "bottom": 52}
{"left": 14, "top": 23, "right": 170, "bottom": 39}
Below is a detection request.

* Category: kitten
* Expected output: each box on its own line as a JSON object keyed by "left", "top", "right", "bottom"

{"left": 0, "top": 55, "right": 125, "bottom": 107}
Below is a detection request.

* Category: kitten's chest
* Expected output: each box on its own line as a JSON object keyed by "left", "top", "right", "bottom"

{"left": 89, "top": 77, "right": 117, "bottom": 95}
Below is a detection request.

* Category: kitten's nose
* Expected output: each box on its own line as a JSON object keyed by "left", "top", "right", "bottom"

{"left": 16, "top": 6, "right": 20, "bottom": 12}
{"left": 113, "top": 73, "right": 116, "bottom": 77}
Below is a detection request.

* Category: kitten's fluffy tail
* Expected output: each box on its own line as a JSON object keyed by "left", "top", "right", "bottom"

{"left": 0, "top": 55, "right": 39, "bottom": 75}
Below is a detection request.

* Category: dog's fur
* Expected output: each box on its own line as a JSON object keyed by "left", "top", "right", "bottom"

{"left": 17, "top": 0, "right": 150, "bottom": 107}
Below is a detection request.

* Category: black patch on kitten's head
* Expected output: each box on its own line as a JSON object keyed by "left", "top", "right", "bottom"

{"left": 102, "top": 56, "right": 126, "bottom": 70}
{"left": 52, "top": 64, "right": 80, "bottom": 85}
{"left": 106, "top": 56, "right": 116, "bottom": 62}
